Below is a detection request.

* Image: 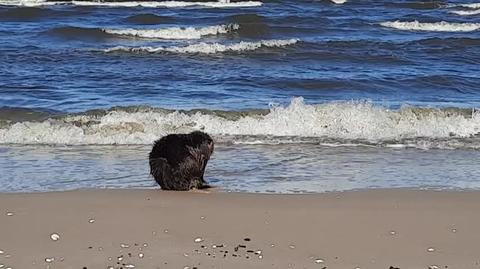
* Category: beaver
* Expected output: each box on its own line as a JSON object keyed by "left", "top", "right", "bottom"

{"left": 149, "top": 131, "right": 214, "bottom": 191}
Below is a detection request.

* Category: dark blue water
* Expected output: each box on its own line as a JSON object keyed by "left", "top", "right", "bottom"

{"left": 1, "top": 0, "right": 480, "bottom": 193}
{"left": 1, "top": 0, "right": 480, "bottom": 112}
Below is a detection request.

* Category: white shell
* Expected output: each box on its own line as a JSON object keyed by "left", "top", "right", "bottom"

{"left": 50, "top": 233, "right": 60, "bottom": 241}
{"left": 45, "top": 257, "right": 54, "bottom": 263}
{"left": 194, "top": 237, "right": 204, "bottom": 243}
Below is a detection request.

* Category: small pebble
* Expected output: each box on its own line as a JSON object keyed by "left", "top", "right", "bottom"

{"left": 98, "top": 247, "right": 103, "bottom": 251}
{"left": 120, "top": 243, "right": 129, "bottom": 248}
{"left": 164, "top": 229, "right": 169, "bottom": 233}
{"left": 0, "top": 265, "right": 4, "bottom": 268}
{"left": 124, "top": 264, "right": 135, "bottom": 268}
{"left": 183, "top": 267, "right": 190, "bottom": 269}
{"left": 5, "top": 212, "right": 13, "bottom": 217}
{"left": 389, "top": 231, "right": 396, "bottom": 235}
{"left": 143, "top": 243, "right": 148, "bottom": 247}
{"left": 451, "top": 228, "right": 457, "bottom": 233}
{"left": 88, "top": 219, "right": 95, "bottom": 223}
{"left": 314, "top": 258, "right": 324, "bottom": 264}
{"left": 427, "top": 247, "right": 435, "bottom": 252}
{"left": 183, "top": 253, "right": 189, "bottom": 257}
{"left": 138, "top": 253, "right": 144, "bottom": 259}
{"left": 429, "top": 266, "right": 439, "bottom": 269}
{"left": 107, "top": 267, "right": 114, "bottom": 269}
{"left": 117, "top": 256, "right": 123, "bottom": 261}
{"left": 0, "top": 250, "right": 3, "bottom": 254}
{"left": 194, "top": 237, "right": 204, "bottom": 243}
{"left": 45, "top": 257, "right": 54, "bottom": 263}
{"left": 270, "top": 244, "right": 275, "bottom": 248}
{"left": 258, "top": 255, "right": 263, "bottom": 259}
{"left": 200, "top": 216, "right": 205, "bottom": 220}
{"left": 244, "top": 238, "right": 251, "bottom": 242}
{"left": 50, "top": 233, "right": 60, "bottom": 241}
{"left": 289, "top": 245, "right": 295, "bottom": 249}
{"left": 255, "top": 250, "right": 262, "bottom": 255}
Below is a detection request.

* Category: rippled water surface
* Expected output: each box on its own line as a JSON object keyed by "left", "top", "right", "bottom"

{"left": 2, "top": 144, "right": 480, "bottom": 193}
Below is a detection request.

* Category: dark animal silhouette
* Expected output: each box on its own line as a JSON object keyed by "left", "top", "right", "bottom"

{"left": 149, "top": 131, "right": 214, "bottom": 191}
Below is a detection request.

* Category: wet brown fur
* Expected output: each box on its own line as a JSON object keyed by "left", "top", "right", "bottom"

{"left": 149, "top": 131, "right": 214, "bottom": 191}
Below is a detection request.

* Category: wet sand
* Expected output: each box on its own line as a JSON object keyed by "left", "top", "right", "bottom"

{"left": 0, "top": 189, "right": 479, "bottom": 269}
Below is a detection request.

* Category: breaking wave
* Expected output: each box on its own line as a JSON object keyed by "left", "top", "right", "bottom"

{"left": 451, "top": 9, "right": 480, "bottom": 15}
{"left": 1, "top": 98, "right": 480, "bottom": 149}
{"left": 0, "top": 0, "right": 262, "bottom": 8}
{"left": 104, "top": 24, "right": 239, "bottom": 40}
{"left": 102, "top": 39, "right": 299, "bottom": 54}
{"left": 380, "top": 20, "right": 480, "bottom": 32}
{"left": 456, "top": 3, "right": 480, "bottom": 9}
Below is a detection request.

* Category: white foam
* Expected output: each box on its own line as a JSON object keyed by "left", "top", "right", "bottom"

{"left": 330, "top": 0, "right": 346, "bottom": 4}
{"left": 104, "top": 24, "right": 239, "bottom": 40}
{"left": 0, "top": 0, "right": 263, "bottom": 7}
{"left": 451, "top": 9, "right": 480, "bottom": 15}
{"left": 0, "top": 0, "right": 65, "bottom": 6}
{"left": 380, "top": 20, "right": 480, "bottom": 32}
{"left": 103, "top": 39, "right": 299, "bottom": 54}
{"left": 457, "top": 3, "right": 480, "bottom": 9}
{"left": 1, "top": 98, "right": 480, "bottom": 147}
{"left": 70, "top": 0, "right": 262, "bottom": 8}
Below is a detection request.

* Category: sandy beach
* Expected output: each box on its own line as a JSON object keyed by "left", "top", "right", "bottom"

{"left": 0, "top": 190, "right": 478, "bottom": 269}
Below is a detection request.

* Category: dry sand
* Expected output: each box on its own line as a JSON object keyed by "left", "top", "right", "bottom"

{"left": 0, "top": 189, "right": 479, "bottom": 269}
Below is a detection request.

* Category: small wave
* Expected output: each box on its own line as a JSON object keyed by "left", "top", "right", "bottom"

{"left": 1, "top": 98, "right": 480, "bottom": 150}
{"left": 380, "top": 20, "right": 480, "bottom": 32}
{"left": 124, "top": 13, "right": 173, "bottom": 24}
{"left": 0, "top": 7, "right": 61, "bottom": 21}
{"left": 387, "top": 1, "right": 445, "bottom": 10}
{"left": 47, "top": 26, "right": 111, "bottom": 40}
{"left": 228, "top": 13, "right": 270, "bottom": 38}
{"left": 451, "top": 9, "right": 480, "bottom": 16}
{"left": 0, "top": 0, "right": 62, "bottom": 6}
{"left": 104, "top": 24, "right": 239, "bottom": 40}
{"left": 0, "top": 0, "right": 262, "bottom": 8}
{"left": 102, "top": 39, "right": 299, "bottom": 54}
{"left": 330, "top": 0, "right": 346, "bottom": 4}
{"left": 457, "top": 3, "right": 480, "bottom": 9}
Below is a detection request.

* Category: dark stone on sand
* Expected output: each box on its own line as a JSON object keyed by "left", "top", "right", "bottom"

{"left": 389, "top": 267, "right": 400, "bottom": 269}
{"left": 244, "top": 238, "right": 251, "bottom": 241}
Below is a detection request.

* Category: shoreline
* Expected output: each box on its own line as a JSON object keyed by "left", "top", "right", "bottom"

{"left": 1, "top": 189, "right": 479, "bottom": 269}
